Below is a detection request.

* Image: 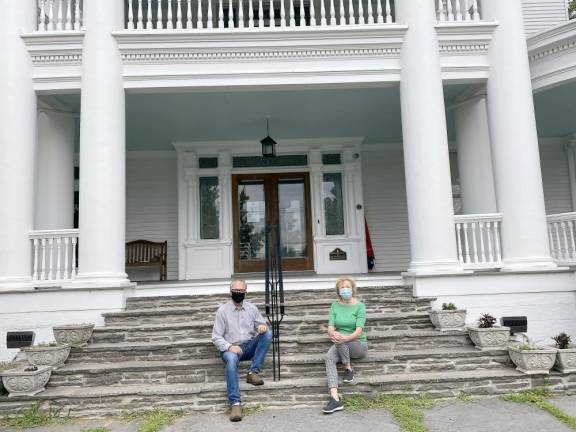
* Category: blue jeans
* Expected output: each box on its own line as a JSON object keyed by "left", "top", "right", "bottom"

{"left": 220, "top": 330, "right": 273, "bottom": 405}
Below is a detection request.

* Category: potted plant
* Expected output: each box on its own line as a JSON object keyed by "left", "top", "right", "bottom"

{"left": 570, "top": 0, "right": 576, "bottom": 20}
{"left": 468, "top": 314, "right": 510, "bottom": 351}
{"left": 53, "top": 323, "right": 95, "bottom": 347}
{"left": 429, "top": 302, "right": 467, "bottom": 332}
{"left": 23, "top": 342, "right": 71, "bottom": 370}
{"left": 508, "top": 338, "right": 557, "bottom": 375}
{"left": 1, "top": 365, "right": 52, "bottom": 397}
{"left": 552, "top": 333, "right": 576, "bottom": 373}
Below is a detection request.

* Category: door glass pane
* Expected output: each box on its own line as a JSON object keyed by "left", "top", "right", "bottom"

{"left": 323, "top": 173, "right": 345, "bottom": 235}
{"left": 278, "top": 179, "right": 307, "bottom": 258}
{"left": 238, "top": 181, "right": 266, "bottom": 261}
{"left": 199, "top": 177, "right": 220, "bottom": 240}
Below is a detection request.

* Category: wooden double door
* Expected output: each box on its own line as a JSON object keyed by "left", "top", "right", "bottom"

{"left": 232, "top": 172, "right": 314, "bottom": 273}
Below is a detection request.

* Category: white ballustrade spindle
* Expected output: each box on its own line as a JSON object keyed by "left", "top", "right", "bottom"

{"left": 30, "top": 230, "right": 79, "bottom": 284}
{"left": 65, "top": 0, "right": 72, "bottom": 30}
{"left": 167, "top": 0, "right": 174, "bottom": 29}
{"left": 385, "top": 0, "right": 391, "bottom": 23}
{"left": 128, "top": 0, "right": 135, "bottom": 29}
{"left": 218, "top": 0, "right": 224, "bottom": 28}
{"left": 74, "top": 0, "right": 81, "bottom": 29}
{"left": 309, "top": 0, "right": 316, "bottom": 26}
{"left": 281, "top": 0, "right": 286, "bottom": 27}
{"left": 137, "top": 0, "right": 144, "bottom": 29}
{"left": 329, "top": 0, "right": 335, "bottom": 25}
{"left": 177, "top": 0, "right": 183, "bottom": 29}
{"left": 357, "top": 0, "right": 364, "bottom": 25}
{"left": 207, "top": 0, "right": 214, "bottom": 28}
{"left": 269, "top": 0, "right": 275, "bottom": 27}
{"left": 366, "top": 0, "right": 373, "bottom": 24}
{"left": 454, "top": 214, "right": 503, "bottom": 269}
{"left": 146, "top": 0, "right": 153, "bottom": 30}
{"left": 238, "top": 0, "right": 244, "bottom": 28}
{"left": 249, "top": 0, "right": 255, "bottom": 28}
{"left": 446, "top": 0, "right": 454, "bottom": 21}
{"left": 260, "top": 0, "right": 265, "bottom": 27}
{"left": 547, "top": 213, "right": 576, "bottom": 265}
{"left": 188, "top": 0, "right": 194, "bottom": 28}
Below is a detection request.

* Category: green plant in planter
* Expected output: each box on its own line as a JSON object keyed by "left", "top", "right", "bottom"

{"left": 477, "top": 314, "right": 497, "bottom": 328}
{"left": 442, "top": 302, "right": 457, "bottom": 311}
{"left": 32, "top": 342, "right": 60, "bottom": 348}
{"left": 0, "top": 362, "right": 17, "bottom": 372}
{"left": 552, "top": 333, "right": 572, "bottom": 349}
{"left": 569, "top": 0, "right": 576, "bottom": 19}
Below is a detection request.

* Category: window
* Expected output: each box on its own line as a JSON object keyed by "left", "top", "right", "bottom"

{"left": 322, "top": 173, "right": 345, "bottom": 235}
{"left": 199, "top": 177, "right": 220, "bottom": 240}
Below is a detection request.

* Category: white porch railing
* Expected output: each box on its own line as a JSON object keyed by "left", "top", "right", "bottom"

{"left": 454, "top": 213, "right": 502, "bottom": 269}
{"left": 547, "top": 212, "right": 576, "bottom": 266}
{"left": 37, "top": 0, "right": 83, "bottom": 32}
{"left": 124, "top": 0, "right": 395, "bottom": 30}
{"left": 436, "top": 0, "right": 481, "bottom": 22}
{"left": 29, "top": 229, "right": 79, "bottom": 283}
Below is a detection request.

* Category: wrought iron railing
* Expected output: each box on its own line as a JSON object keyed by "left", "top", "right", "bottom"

{"left": 264, "top": 223, "right": 285, "bottom": 381}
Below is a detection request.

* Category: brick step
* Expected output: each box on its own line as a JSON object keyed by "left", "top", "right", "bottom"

{"left": 47, "top": 347, "right": 513, "bottom": 388}
{"left": 124, "top": 286, "right": 414, "bottom": 311}
{"left": 104, "top": 297, "right": 434, "bottom": 326}
{"left": 68, "top": 331, "right": 472, "bottom": 364}
{"left": 92, "top": 312, "right": 435, "bottom": 344}
{"left": 2, "top": 369, "right": 574, "bottom": 419}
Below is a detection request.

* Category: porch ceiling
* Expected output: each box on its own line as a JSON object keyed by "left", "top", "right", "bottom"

{"left": 533, "top": 81, "right": 576, "bottom": 139}
{"left": 47, "top": 84, "right": 470, "bottom": 151}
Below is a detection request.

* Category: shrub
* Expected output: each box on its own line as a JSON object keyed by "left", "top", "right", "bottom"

{"left": 478, "top": 314, "right": 497, "bottom": 329}
{"left": 552, "top": 333, "right": 572, "bottom": 349}
{"left": 442, "top": 302, "right": 457, "bottom": 311}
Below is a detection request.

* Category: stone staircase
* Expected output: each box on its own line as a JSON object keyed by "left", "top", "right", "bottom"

{"left": 1, "top": 285, "right": 575, "bottom": 419}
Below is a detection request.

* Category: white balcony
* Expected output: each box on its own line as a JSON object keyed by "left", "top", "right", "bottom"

{"left": 29, "top": 229, "right": 79, "bottom": 284}
{"left": 454, "top": 213, "right": 502, "bottom": 270}
{"left": 547, "top": 212, "right": 576, "bottom": 266}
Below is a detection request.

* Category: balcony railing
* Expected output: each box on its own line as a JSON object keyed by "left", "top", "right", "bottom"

{"left": 547, "top": 212, "right": 576, "bottom": 266}
{"left": 454, "top": 213, "right": 502, "bottom": 269}
{"left": 30, "top": 229, "right": 79, "bottom": 284}
{"left": 436, "top": 0, "right": 481, "bottom": 23}
{"left": 37, "top": 0, "right": 83, "bottom": 32}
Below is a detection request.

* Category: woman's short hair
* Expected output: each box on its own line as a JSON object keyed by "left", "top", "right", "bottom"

{"left": 335, "top": 276, "right": 358, "bottom": 299}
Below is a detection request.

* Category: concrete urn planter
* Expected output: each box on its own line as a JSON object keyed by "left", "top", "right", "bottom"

{"left": 53, "top": 324, "right": 95, "bottom": 347}
{"left": 23, "top": 344, "right": 71, "bottom": 370}
{"left": 555, "top": 347, "right": 576, "bottom": 373}
{"left": 468, "top": 326, "right": 510, "bottom": 351}
{"left": 508, "top": 345, "right": 557, "bottom": 375}
{"left": 429, "top": 310, "right": 467, "bottom": 331}
{"left": 1, "top": 366, "right": 52, "bottom": 397}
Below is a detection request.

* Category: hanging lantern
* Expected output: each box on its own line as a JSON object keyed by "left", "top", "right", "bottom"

{"left": 260, "top": 117, "right": 277, "bottom": 158}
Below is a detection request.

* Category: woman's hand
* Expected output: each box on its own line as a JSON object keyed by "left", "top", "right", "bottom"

{"left": 330, "top": 332, "right": 347, "bottom": 345}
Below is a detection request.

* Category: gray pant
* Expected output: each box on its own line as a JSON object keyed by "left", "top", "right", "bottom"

{"left": 324, "top": 340, "right": 368, "bottom": 389}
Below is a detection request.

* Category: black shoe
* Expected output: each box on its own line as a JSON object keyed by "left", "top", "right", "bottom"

{"left": 343, "top": 368, "right": 354, "bottom": 383}
{"left": 322, "top": 397, "right": 344, "bottom": 414}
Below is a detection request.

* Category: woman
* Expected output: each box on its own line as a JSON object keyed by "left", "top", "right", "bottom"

{"left": 322, "top": 276, "right": 368, "bottom": 414}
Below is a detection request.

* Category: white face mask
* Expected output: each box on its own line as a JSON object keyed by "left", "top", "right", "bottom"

{"left": 339, "top": 287, "right": 353, "bottom": 299}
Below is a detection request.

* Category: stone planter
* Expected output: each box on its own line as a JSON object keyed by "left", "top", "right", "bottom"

{"left": 429, "top": 310, "right": 467, "bottom": 331}
{"left": 508, "top": 345, "right": 557, "bottom": 375}
{"left": 468, "top": 326, "right": 510, "bottom": 351}
{"left": 53, "top": 324, "right": 95, "bottom": 347}
{"left": 555, "top": 346, "right": 576, "bottom": 373}
{"left": 1, "top": 366, "right": 52, "bottom": 397}
{"left": 23, "top": 344, "right": 71, "bottom": 370}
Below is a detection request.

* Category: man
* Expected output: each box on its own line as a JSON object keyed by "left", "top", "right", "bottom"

{"left": 212, "top": 279, "right": 273, "bottom": 422}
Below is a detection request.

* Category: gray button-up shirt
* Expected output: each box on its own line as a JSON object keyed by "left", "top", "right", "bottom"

{"left": 211, "top": 300, "right": 267, "bottom": 352}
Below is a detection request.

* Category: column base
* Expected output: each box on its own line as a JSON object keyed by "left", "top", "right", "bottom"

{"left": 500, "top": 256, "right": 558, "bottom": 272}
{"left": 406, "top": 259, "right": 467, "bottom": 276}
{"left": 67, "top": 272, "right": 134, "bottom": 289}
{"left": 0, "top": 276, "right": 33, "bottom": 291}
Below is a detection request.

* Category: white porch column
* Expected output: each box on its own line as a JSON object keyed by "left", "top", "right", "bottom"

{"left": 74, "top": 0, "right": 131, "bottom": 286}
{"left": 396, "top": 1, "right": 462, "bottom": 274}
{"left": 454, "top": 96, "right": 498, "bottom": 214}
{"left": 0, "top": 2, "right": 37, "bottom": 289}
{"left": 35, "top": 112, "right": 75, "bottom": 230}
{"left": 483, "top": 0, "right": 556, "bottom": 270}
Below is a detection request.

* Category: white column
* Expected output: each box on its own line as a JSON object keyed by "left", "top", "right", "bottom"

{"left": 35, "top": 111, "right": 75, "bottom": 230}
{"left": 396, "top": 0, "right": 462, "bottom": 274}
{"left": 0, "top": 2, "right": 37, "bottom": 289}
{"left": 454, "top": 96, "right": 498, "bottom": 214}
{"left": 483, "top": 0, "right": 556, "bottom": 270}
{"left": 74, "top": 0, "right": 131, "bottom": 286}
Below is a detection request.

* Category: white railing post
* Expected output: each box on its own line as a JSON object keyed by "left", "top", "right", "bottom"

{"left": 29, "top": 230, "right": 80, "bottom": 284}
{"left": 547, "top": 212, "right": 576, "bottom": 265}
{"left": 128, "top": 0, "right": 135, "bottom": 28}
{"left": 187, "top": 0, "right": 194, "bottom": 28}
{"left": 454, "top": 214, "right": 503, "bottom": 269}
{"left": 74, "top": 0, "right": 81, "bottom": 29}
{"left": 137, "top": 0, "right": 144, "bottom": 29}
{"left": 147, "top": 0, "right": 153, "bottom": 30}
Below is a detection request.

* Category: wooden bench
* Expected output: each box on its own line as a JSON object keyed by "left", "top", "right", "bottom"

{"left": 125, "top": 240, "right": 167, "bottom": 281}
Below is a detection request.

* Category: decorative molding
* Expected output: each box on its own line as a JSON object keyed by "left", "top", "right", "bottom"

{"left": 22, "top": 32, "right": 84, "bottom": 66}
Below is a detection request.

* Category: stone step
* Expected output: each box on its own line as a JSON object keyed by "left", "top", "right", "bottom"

{"left": 2, "top": 369, "right": 574, "bottom": 419}
{"left": 124, "top": 285, "right": 415, "bottom": 310}
{"left": 104, "top": 297, "right": 434, "bottom": 326}
{"left": 47, "top": 347, "right": 513, "bottom": 388}
{"left": 92, "top": 312, "right": 435, "bottom": 344}
{"left": 68, "top": 330, "right": 472, "bottom": 364}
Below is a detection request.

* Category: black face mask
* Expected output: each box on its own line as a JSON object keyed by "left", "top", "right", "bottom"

{"left": 231, "top": 291, "right": 245, "bottom": 303}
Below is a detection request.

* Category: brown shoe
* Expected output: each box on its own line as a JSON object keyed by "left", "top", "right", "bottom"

{"left": 246, "top": 371, "right": 264, "bottom": 386}
{"left": 229, "top": 404, "right": 242, "bottom": 422}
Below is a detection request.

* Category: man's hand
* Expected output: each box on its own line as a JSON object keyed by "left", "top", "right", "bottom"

{"left": 257, "top": 324, "right": 268, "bottom": 334}
{"left": 228, "top": 345, "right": 242, "bottom": 355}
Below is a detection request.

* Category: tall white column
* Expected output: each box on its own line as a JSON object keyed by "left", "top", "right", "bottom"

{"left": 483, "top": 0, "right": 556, "bottom": 270}
{"left": 35, "top": 112, "right": 75, "bottom": 230}
{"left": 0, "top": 2, "right": 37, "bottom": 289}
{"left": 454, "top": 96, "right": 498, "bottom": 214}
{"left": 396, "top": 0, "right": 462, "bottom": 274}
{"left": 74, "top": 0, "right": 131, "bottom": 286}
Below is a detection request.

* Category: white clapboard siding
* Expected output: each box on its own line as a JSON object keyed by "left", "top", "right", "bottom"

{"left": 126, "top": 154, "right": 179, "bottom": 281}
{"left": 522, "top": 0, "right": 569, "bottom": 35}
{"left": 362, "top": 146, "right": 410, "bottom": 272}
{"left": 540, "top": 141, "right": 573, "bottom": 214}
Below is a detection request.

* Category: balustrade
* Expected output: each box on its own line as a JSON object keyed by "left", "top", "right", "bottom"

{"left": 547, "top": 212, "right": 576, "bottom": 265}
{"left": 37, "top": 0, "right": 83, "bottom": 32}
{"left": 29, "top": 230, "right": 79, "bottom": 283}
{"left": 454, "top": 214, "right": 502, "bottom": 269}
{"left": 437, "top": 0, "right": 481, "bottom": 22}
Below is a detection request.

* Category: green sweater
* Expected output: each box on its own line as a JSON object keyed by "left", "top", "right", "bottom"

{"left": 328, "top": 301, "right": 367, "bottom": 342}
